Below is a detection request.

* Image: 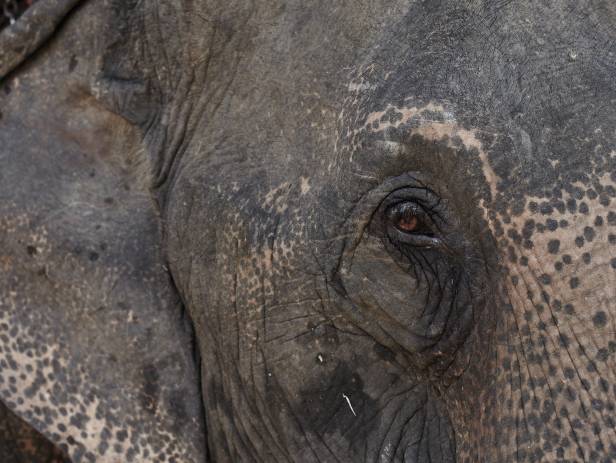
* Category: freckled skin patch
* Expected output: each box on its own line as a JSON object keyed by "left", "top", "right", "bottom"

{"left": 0, "top": 171, "right": 204, "bottom": 462}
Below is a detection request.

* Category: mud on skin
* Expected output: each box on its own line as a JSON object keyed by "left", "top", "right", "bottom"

{"left": 1, "top": 0, "right": 616, "bottom": 462}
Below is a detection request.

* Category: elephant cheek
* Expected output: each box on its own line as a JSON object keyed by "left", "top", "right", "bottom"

{"left": 168, "top": 202, "right": 460, "bottom": 460}
{"left": 473, "top": 186, "right": 616, "bottom": 461}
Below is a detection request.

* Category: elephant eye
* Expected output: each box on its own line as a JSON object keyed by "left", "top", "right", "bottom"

{"left": 385, "top": 201, "right": 443, "bottom": 248}
{"left": 387, "top": 202, "right": 423, "bottom": 232}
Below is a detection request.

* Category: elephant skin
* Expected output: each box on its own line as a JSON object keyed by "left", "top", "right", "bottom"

{"left": 0, "top": 0, "right": 615, "bottom": 462}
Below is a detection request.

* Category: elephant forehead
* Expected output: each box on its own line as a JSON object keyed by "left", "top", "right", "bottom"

{"left": 340, "top": 81, "right": 614, "bottom": 204}
{"left": 332, "top": 0, "right": 616, "bottom": 197}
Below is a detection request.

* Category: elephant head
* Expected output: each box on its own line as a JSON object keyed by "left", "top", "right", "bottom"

{"left": 1, "top": 0, "right": 615, "bottom": 462}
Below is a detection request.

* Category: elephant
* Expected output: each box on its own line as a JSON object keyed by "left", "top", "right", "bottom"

{"left": 1, "top": 0, "right": 615, "bottom": 461}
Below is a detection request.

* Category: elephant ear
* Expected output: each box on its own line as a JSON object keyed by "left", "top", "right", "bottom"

{"left": 0, "top": 2, "right": 206, "bottom": 463}
{"left": 0, "top": 401, "right": 69, "bottom": 462}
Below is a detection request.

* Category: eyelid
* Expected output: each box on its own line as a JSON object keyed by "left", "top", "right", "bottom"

{"left": 387, "top": 187, "right": 443, "bottom": 217}
{"left": 388, "top": 223, "right": 443, "bottom": 247}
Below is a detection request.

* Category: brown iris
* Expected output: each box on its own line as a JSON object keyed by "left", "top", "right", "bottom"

{"left": 396, "top": 214, "right": 419, "bottom": 232}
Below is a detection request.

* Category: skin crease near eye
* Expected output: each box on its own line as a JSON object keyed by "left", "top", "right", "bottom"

{"left": 334, "top": 174, "right": 482, "bottom": 383}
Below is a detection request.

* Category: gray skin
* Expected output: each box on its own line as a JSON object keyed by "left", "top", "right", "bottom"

{"left": 1, "top": 0, "right": 616, "bottom": 462}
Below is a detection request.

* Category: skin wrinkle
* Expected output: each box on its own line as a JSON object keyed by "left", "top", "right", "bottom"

{"left": 225, "top": 346, "right": 264, "bottom": 459}
{"left": 350, "top": 259, "right": 421, "bottom": 327}
{"left": 251, "top": 347, "right": 288, "bottom": 460}
{"left": 516, "top": 276, "right": 573, "bottom": 450}
{"left": 267, "top": 373, "right": 330, "bottom": 463}
{"left": 247, "top": 348, "right": 286, "bottom": 460}
{"left": 383, "top": 400, "right": 422, "bottom": 462}
{"left": 569, "top": 329, "right": 610, "bottom": 431}
{"left": 506, "top": 306, "right": 535, "bottom": 455}
{"left": 355, "top": 294, "right": 409, "bottom": 353}
{"left": 197, "top": 188, "right": 348, "bottom": 460}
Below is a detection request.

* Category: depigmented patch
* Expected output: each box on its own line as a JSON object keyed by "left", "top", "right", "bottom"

{"left": 359, "top": 102, "right": 501, "bottom": 200}
{"left": 299, "top": 177, "right": 311, "bottom": 195}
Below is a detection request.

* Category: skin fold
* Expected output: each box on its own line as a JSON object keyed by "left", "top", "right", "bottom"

{"left": 0, "top": 0, "right": 615, "bottom": 462}
{"left": 0, "top": 400, "right": 68, "bottom": 462}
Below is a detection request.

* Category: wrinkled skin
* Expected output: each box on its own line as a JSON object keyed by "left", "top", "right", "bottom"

{"left": 1, "top": 0, "right": 616, "bottom": 462}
